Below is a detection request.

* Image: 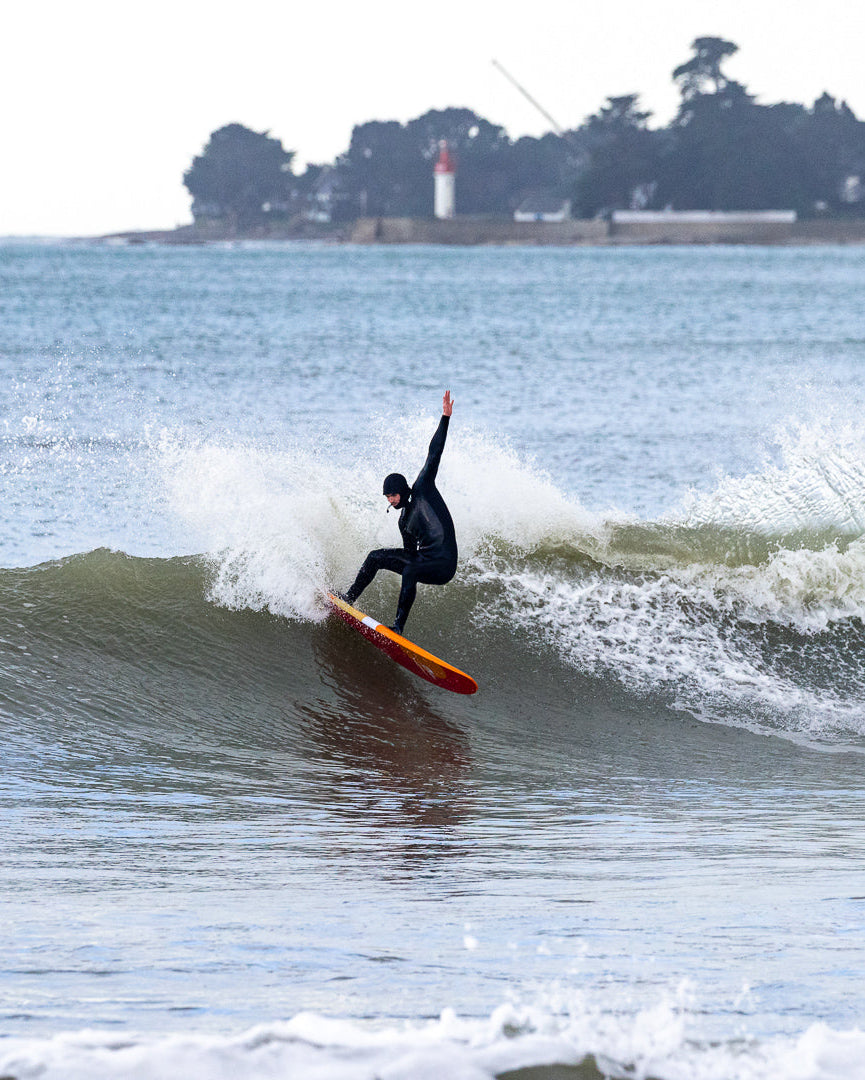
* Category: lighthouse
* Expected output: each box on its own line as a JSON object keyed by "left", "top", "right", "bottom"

{"left": 433, "top": 141, "right": 456, "bottom": 220}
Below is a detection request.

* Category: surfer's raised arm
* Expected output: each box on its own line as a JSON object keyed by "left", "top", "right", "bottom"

{"left": 336, "top": 389, "right": 459, "bottom": 636}
{"left": 420, "top": 392, "right": 453, "bottom": 488}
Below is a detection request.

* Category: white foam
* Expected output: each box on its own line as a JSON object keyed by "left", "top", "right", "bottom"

{"left": 493, "top": 556, "right": 865, "bottom": 742}
{"left": 2, "top": 1000, "right": 864, "bottom": 1080}
{"left": 505, "top": 420, "right": 865, "bottom": 741}
{"left": 155, "top": 417, "right": 865, "bottom": 742}
{"left": 157, "top": 429, "right": 381, "bottom": 620}
{"left": 156, "top": 417, "right": 603, "bottom": 621}
{"left": 672, "top": 538, "right": 865, "bottom": 631}
{"left": 675, "top": 419, "right": 865, "bottom": 539}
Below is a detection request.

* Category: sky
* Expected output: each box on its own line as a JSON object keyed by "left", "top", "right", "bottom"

{"left": 3, "top": 0, "right": 865, "bottom": 237}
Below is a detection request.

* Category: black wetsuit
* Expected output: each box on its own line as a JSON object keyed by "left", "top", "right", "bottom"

{"left": 344, "top": 415, "right": 457, "bottom": 633}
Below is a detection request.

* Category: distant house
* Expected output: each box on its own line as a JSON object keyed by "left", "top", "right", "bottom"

{"left": 514, "top": 197, "right": 572, "bottom": 223}
{"left": 190, "top": 198, "right": 224, "bottom": 223}
{"left": 841, "top": 175, "right": 864, "bottom": 204}
{"left": 304, "top": 167, "right": 340, "bottom": 224}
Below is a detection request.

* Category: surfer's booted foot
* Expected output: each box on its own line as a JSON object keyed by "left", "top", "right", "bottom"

{"left": 339, "top": 390, "right": 459, "bottom": 636}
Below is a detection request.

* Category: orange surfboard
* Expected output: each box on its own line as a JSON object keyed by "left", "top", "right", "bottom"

{"left": 326, "top": 592, "right": 478, "bottom": 695}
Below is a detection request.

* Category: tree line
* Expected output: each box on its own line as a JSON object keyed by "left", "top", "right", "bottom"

{"left": 184, "top": 37, "right": 865, "bottom": 227}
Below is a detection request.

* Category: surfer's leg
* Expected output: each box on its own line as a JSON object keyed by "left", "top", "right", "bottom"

{"left": 343, "top": 548, "right": 410, "bottom": 604}
{"left": 393, "top": 570, "right": 419, "bottom": 635}
{"left": 392, "top": 556, "right": 456, "bottom": 633}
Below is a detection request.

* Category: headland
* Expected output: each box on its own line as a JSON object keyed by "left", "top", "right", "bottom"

{"left": 101, "top": 214, "right": 865, "bottom": 247}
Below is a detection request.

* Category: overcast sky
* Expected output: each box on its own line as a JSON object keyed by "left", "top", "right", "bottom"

{"left": 3, "top": 0, "right": 864, "bottom": 237}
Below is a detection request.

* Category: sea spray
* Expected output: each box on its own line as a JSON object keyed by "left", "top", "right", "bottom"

{"left": 156, "top": 429, "right": 378, "bottom": 619}
{"left": 155, "top": 415, "right": 607, "bottom": 621}
{"left": 674, "top": 418, "right": 865, "bottom": 539}
{"left": 152, "top": 416, "right": 865, "bottom": 743}
{"left": 464, "top": 419, "right": 865, "bottom": 741}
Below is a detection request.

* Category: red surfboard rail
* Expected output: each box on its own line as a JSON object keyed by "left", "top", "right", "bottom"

{"left": 325, "top": 592, "right": 478, "bottom": 695}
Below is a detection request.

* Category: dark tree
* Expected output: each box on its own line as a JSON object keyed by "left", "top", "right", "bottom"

{"left": 338, "top": 120, "right": 422, "bottom": 216}
{"left": 673, "top": 37, "right": 741, "bottom": 100}
{"left": 184, "top": 123, "right": 295, "bottom": 228}
{"left": 337, "top": 108, "right": 515, "bottom": 217}
{"left": 507, "top": 132, "right": 579, "bottom": 209}
{"left": 408, "top": 108, "right": 512, "bottom": 214}
{"left": 659, "top": 38, "right": 788, "bottom": 210}
{"left": 574, "top": 95, "right": 665, "bottom": 215}
{"left": 798, "top": 94, "right": 865, "bottom": 213}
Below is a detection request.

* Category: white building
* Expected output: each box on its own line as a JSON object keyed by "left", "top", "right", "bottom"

{"left": 434, "top": 142, "right": 456, "bottom": 219}
{"left": 514, "top": 196, "right": 572, "bottom": 223}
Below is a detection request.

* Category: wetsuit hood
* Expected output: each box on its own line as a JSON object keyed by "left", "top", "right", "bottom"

{"left": 382, "top": 473, "right": 411, "bottom": 505}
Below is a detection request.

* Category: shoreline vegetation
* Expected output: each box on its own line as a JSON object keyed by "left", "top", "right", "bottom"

{"left": 159, "top": 37, "right": 865, "bottom": 247}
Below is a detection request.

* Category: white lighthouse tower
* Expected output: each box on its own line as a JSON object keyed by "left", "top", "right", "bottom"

{"left": 433, "top": 141, "right": 456, "bottom": 220}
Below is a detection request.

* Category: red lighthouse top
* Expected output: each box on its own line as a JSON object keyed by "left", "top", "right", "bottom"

{"left": 434, "top": 141, "right": 456, "bottom": 174}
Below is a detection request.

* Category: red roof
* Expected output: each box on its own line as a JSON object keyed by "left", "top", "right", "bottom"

{"left": 434, "top": 142, "right": 456, "bottom": 174}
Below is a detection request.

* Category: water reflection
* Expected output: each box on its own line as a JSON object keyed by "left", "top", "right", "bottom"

{"left": 301, "top": 621, "right": 473, "bottom": 834}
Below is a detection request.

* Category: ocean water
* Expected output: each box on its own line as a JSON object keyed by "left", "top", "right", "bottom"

{"left": 2, "top": 238, "right": 865, "bottom": 1079}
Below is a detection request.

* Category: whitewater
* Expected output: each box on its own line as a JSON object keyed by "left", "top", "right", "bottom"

{"left": 2, "top": 240, "right": 865, "bottom": 1080}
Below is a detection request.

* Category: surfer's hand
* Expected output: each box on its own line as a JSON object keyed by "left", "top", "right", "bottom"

{"left": 443, "top": 390, "right": 454, "bottom": 416}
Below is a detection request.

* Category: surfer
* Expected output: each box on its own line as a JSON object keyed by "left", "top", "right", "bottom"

{"left": 339, "top": 390, "right": 458, "bottom": 635}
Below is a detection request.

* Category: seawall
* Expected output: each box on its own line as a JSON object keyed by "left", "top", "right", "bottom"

{"left": 350, "top": 215, "right": 865, "bottom": 245}
{"left": 101, "top": 217, "right": 865, "bottom": 247}
{"left": 349, "top": 217, "right": 608, "bottom": 245}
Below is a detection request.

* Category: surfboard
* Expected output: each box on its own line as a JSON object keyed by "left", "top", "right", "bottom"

{"left": 325, "top": 592, "right": 478, "bottom": 695}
